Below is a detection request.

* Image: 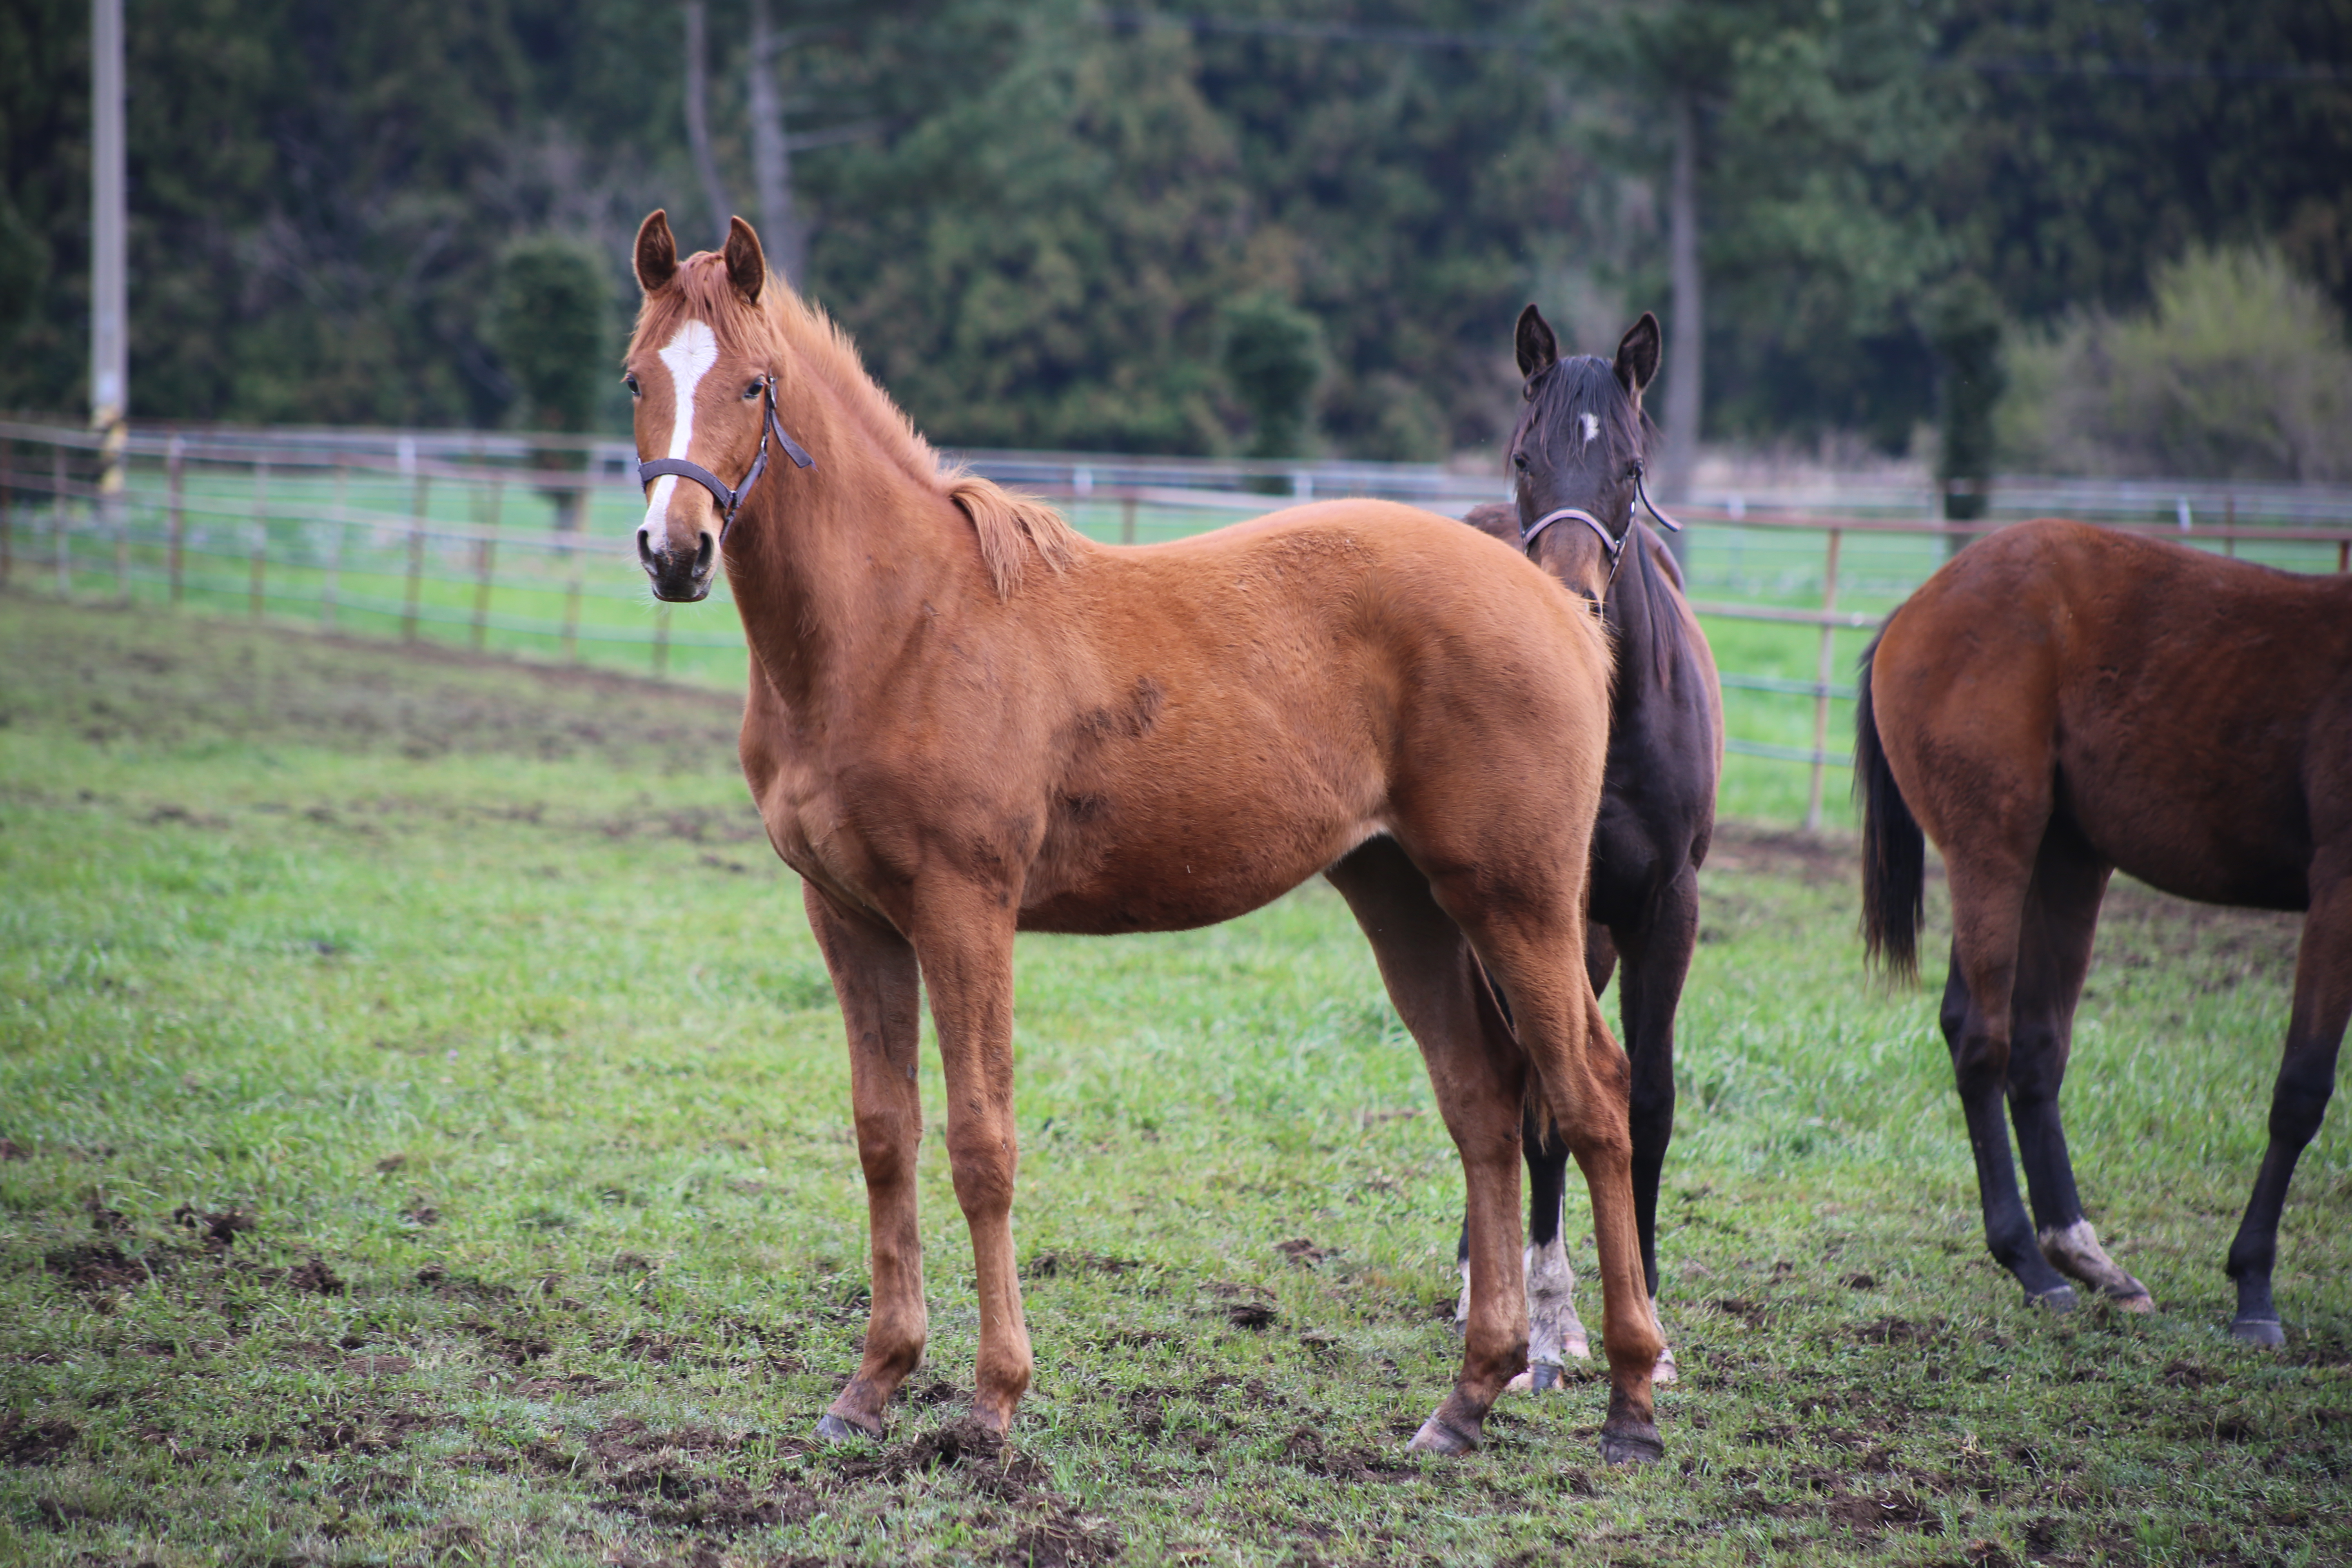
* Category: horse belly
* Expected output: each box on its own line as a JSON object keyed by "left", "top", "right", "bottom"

{"left": 1018, "top": 782, "right": 1381, "bottom": 935}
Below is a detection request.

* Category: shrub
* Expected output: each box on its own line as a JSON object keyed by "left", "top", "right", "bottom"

{"left": 1996, "top": 246, "right": 2352, "bottom": 481}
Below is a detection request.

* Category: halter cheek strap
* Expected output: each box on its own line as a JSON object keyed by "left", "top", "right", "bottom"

{"left": 1516, "top": 458, "right": 1685, "bottom": 612}
{"left": 637, "top": 376, "right": 814, "bottom": 545}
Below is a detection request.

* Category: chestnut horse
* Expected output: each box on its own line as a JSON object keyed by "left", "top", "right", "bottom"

{"left": 1456, "top": 307, "right": 1721, "bottom": 1391}
{"left": 623, "top": 211, "right": 1665, "bottom": 1462}
{"left": 1859, "top": 519, "right": 2352, "bottom": 1343}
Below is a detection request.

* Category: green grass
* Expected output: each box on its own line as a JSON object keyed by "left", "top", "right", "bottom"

{"left": 2, "top": 596, "right": 2349, "bottom": 1566}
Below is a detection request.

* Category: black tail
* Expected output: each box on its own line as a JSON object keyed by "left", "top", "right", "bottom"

{"left": 1854, "top": 631, "right": 1924, "bottom": 982}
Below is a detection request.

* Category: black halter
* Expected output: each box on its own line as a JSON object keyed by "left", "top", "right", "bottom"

{"left": 636, "top": 375, "right": 814, "bottom": 544}
{"left": 1518, "top": 458, "right": 1684, "bottom": 611}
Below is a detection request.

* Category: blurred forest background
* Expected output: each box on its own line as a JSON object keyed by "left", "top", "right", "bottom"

{"left": 1, "top": 0, "right": 2348, "bottom": 475}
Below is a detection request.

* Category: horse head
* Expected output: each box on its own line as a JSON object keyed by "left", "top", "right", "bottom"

{"left": 625, "top": 210, "right": 812, "bottom": 603}
{"left": 1505, "top": 306, "right": 1662, "bottom": 615}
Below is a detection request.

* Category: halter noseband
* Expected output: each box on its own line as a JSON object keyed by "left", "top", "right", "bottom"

{"left": 636, "top": 375, "right": 815, "bottom": 544}
{"left": 1517, "top": 457, "right": 1684, "bottom": 612}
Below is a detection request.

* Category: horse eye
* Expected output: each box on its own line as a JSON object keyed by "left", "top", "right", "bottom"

{"left": 622, "top": 374, "right": 640, "bottom": 396}
{"left": 1512, "top": 451, "right": 1530, "bottom": 472}
{"left": 744, "top": 381, "right": 763, "bottom": 400}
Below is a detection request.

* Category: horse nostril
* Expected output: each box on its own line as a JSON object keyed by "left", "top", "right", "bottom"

{"left": 636, "top": 529, "right": 655, "bottom": 568}
{"left": 695, "top": 532, "right": 715, "bottom": 573}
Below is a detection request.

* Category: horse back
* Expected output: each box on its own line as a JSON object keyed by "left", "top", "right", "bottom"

{"left": 1872, "top": 519, "right": 2352, "bottom": 910}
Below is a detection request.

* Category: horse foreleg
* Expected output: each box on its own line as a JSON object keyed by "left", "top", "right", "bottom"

{"left": 2225, "top": 870, "right": 2352, "bottom": 1345}
{"left": 1510, "top": 1109, "right": 1586, "bottom": 1392}
{"left": 805, "top": 884, "right": 928, "bottom": 1441}
{"left": 909, "top": 889, "right": 1033, "bottom": 1432}
{"left": 1619, "top": 865, "right": 1699, "bottom": 1379}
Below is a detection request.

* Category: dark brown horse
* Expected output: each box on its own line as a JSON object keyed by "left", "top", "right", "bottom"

{"left": 624, "top": 211, "right": 1667, "bottom": 1461}
{"left": 1858, "top": 519, "right": 2352, "bottom": 1342}
{"left": 1456, "top": 307, "right": 1722, "bottom": 1390}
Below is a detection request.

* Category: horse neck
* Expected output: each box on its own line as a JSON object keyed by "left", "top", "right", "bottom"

{"left": 1604, "top": 523, "right": 1671, "bottom": 707}
{"left": 720, "top": 394, "right": 981, "bottom": 714}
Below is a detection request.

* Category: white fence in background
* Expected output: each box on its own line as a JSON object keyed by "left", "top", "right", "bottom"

{"left": 8, "top": 416, "right": 2350, "bottom": 827}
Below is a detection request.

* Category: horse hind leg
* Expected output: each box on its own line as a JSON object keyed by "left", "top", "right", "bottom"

{"left": 2225, "top": 864, "right": 2352, "bottom": 1345}
{"left": 1465, "top": 902, "right": 1664, "bottom": 1464}
{"left": 1326, "top": 840, "right": 1529, "bottom": 1455}
{"left": 1505, "top": 1105, "right": 1589, "bottom": 1394}
{"left": 2005, "top": 825, "right": 2151, "bottom": 1309}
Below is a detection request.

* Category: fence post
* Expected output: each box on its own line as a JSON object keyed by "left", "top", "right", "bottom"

{"left": 166, "top": 434, "right": 186, "bottom": 602}
{"left": 2340, "top": 535, "right": 2349, "bottom": 575}
{"left": 0, "top": 438, "right": 13, "bottom": 589}
{"left": 402, "top": 470, "right": 429, "bottom": 642}
{"left": 112, "top": 447, "right": 130, "bottom": 602}
{"left": 1803, "top": 528, "right": 1844, "bottom": 834}
{"left": 471, "top": 476, "right": 503, "bottom": 650}
{"left": 1120, "top": 494, "right": 1137, "bottom": 545}
{"left": 52, "top": 443, "right": 70, "bottom": 597}
{"left": 561, "top": 555, "right": 582, "bottom": 664}
{"left": 247, "top": 460, "right": 271, "bottom": 617}
{"left": 321, "top": 459, "right": 346, "bottom": 628}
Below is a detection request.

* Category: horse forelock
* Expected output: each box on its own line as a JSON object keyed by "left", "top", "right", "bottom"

{"left": 1520, "top": 355, "right": 1650, "bottom": 504}
{"left": 632, "top": 252, "right": 1082, "bottom": 599}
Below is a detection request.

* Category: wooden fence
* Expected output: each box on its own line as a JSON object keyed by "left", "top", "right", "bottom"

{"left": 8, "top": 417, "right": 2350, "bottom": 829}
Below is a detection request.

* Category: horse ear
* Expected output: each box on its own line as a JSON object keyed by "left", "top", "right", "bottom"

{"left": 1515, "top": 304, "right": 1559, "bottom": 380}
{"left": 1615, "top": 312, "right": 1662, "bottom": 399}
{"left": 634, "top": 211, "right": 678, "bottom": 294}
{"left": 724, "top": 216, "right": 766, "bottom": 303}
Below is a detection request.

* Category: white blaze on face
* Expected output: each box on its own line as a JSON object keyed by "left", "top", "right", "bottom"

{"left": 642, "top": 319, "right": 720, "bottom": 537}
{"left": 1579, "top": 411, "right": 1600, "bottom": 445}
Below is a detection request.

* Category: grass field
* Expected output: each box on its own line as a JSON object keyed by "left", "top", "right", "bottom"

{"left": 3, "top": 595, "right": 2349, "bottom": 1566}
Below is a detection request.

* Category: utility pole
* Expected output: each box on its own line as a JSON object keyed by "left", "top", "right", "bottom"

{"left": 90, "top": 0, "right": 127, "bottom": 523}
{"left": 1659, "top": 83, "right": 1702, "bottom": 561}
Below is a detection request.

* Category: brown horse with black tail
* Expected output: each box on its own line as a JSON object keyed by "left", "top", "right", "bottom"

{"left": 1457, "top": 307, "right": 1722, "bottom": 1390}
{"left": 1858, "top": 519, "right": 2352, "bottom": 1342}
{"left": 623, "top": 210, "right": 1668, "bottom": 1461}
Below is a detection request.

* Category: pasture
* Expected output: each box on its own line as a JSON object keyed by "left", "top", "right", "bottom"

{"left": 3, "top": 594, "right": 2350, "bottom": 1566}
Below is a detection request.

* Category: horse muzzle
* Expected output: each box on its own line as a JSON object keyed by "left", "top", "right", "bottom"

{"left": 638, "top": 524, "right": 717, "bottom": 602}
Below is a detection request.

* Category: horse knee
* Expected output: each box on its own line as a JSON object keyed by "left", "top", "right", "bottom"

{"left": 1949, "top": 1031, "right": 2011, "bottom": 1099}
{"left": 942, "top": 1128, "right": 1015, "bottom": 1214}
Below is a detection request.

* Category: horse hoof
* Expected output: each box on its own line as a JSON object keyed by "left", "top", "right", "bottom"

{"left": 2230, "top": 1317, "right": 2285, "bottom": 1348}
{"left": 2027, "top": 1284, "right": 2079, "bottom": 1313}
{"left": 1406, "top": 1413, "right": 1481, "bottom": 1455}
{"left": 1529, "top": 1361, "right": 1562, "bottom": 1392}
{"left": 1599, "top": 1421, "right": 1665, "bottom": 1467}
{"left": 814, "top": 1411, "right": 880, "bottom": 1443}
{"left": 1563, "top": 1335, "right": 1590, "bottom": 1361}
{"left": 1653, "top": 1345, "right": 1679, "bottom": 1385}
{"left": 1503, "top": 1370, "right": 1534, "bottom": 1394}
{"left": 2110, "top": 1290, "right": 2157, "bottom": 1315}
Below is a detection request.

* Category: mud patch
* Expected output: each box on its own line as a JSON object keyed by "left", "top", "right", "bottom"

{"left": 0, "top": 1414, "right": 78, "bottom": 1466}
{"left": 1280, "top": 1425, "right": 1412, "bottom": 1484}
{"left": 172, "top": 1203, "right": 256, "bottom": 1250}
{"left": 285, "top": 1255, "right": 347, "bottom": 1295}
{"left": 42, "top": 1242, "right": 157, "bottom": 1293}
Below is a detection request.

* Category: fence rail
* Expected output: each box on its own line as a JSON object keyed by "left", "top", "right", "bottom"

{"left": 8, "top": 416, "right": 2350, "bottom": 827}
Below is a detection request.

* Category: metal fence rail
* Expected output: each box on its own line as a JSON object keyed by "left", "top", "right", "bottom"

{"left": 9, "top": 416, "right": 2351, "bottom": 827}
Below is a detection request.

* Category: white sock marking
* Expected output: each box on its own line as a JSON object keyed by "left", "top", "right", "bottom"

{"left": 643, "top": 320, "right": 719, "bottom": 539}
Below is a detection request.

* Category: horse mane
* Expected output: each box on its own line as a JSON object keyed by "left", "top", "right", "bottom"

{"left": 634, "top": 253, "right": 1085, "bottom": 598}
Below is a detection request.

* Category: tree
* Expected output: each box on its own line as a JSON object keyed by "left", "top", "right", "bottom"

{"left": 1927, "top": 275, "right": 2003, "bottom": 548}
{"left": 1221, "top": 292, "right": 1323, "bottom": 459}
{"left": 492, "top": 235, "right": 610, "bottom": 436}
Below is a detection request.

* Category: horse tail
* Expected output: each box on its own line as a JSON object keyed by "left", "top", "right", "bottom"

{"left": 1855, "top": 629, "right": 1924, "bottom": 982}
